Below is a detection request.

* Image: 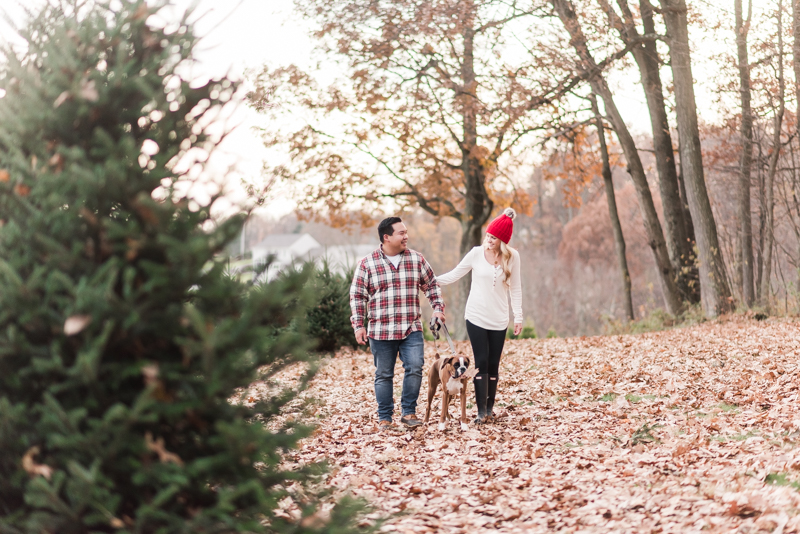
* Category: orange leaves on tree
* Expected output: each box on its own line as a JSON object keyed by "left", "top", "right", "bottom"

{"left": 247, "top": 1, "right": 579, "bottom": 239}
{"left": 542, "top": 126, "right": 618, "bottom": 209}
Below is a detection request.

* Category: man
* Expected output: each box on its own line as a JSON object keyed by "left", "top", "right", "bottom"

{"left": 350, "top": 217, "right": 446, "bottom": 430}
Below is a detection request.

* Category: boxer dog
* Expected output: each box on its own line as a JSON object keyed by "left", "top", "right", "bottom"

{"left": 423, "top": 353, "right": 476, "bottom": 431}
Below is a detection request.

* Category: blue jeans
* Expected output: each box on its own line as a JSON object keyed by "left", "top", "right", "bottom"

{"left": 368, "top": 331, "right": 424, "bottom": 422}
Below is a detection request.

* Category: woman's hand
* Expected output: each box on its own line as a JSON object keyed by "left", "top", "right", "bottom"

{"left": 514, "top": 323, "right": 522, "bottom": 336}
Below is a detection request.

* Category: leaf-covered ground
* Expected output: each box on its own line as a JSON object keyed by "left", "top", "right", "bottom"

{"left": 262, "top": 317, "right": 800, "bottom": 533}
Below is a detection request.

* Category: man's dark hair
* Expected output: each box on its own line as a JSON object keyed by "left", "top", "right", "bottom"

{"left": 378, "top": 217, "right": 403, "bottom": 243}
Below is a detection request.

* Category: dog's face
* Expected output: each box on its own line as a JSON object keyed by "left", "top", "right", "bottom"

{"left": 447, "top": 355, "right": 470, "bottom": 378}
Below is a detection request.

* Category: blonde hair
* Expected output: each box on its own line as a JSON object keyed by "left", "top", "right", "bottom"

{"left": 483, "top": 236, "right": 515, "bottom": 288}
{"left": 484, "top": 207, "right": 516, "bottom": 287}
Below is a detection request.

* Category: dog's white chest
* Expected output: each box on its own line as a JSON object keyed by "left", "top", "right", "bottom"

{"left": 446, "top": 377, "right": 463, "bottom": 395}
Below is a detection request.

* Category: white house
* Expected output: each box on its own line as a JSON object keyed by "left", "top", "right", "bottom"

{"left": 248, "top": 233, "right": 377, "bottom": 281}
{"left": 310, "top": 243, "right": 376, "bottom": 274}
{"left": 251, "top": 233, "right": 321, "bottom": 279}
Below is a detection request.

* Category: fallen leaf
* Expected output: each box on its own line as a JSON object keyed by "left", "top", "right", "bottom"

{"left": 80, "top": 78, "right": 99, "bottom": 102}
{"left": 145, "top": 432, "right": 184, "bottom": 466}
{"left": 13, "top": 184, "right": 30, "bottom": 196}
{"left": 64, "top": 314, "right": 91, "bottom": 335}
{"left": 48, "top": 153, "right": 64, "bottom": 173}
{"left": 21, "top": 446, "right": 53, "bottom": 480}
{"left": 53, "top": 91, "right": 70, "bottom": 108}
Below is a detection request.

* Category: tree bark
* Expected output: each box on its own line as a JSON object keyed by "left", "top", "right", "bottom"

{"left": 675, "top": 128, "right": 697, "bottom": 251}
{"left": 607, "top": 0, "right": 698, "bottom": 303}
{"left": 791, "top": 0, "right": 800, "bottom": 300}
{"left": 658, "top": 0, "right": 733, "bottom": 316}
{"left": 760, "top": 0, "right": 785, "bottom": 309}
{"left": 736, "top": 0, "right": 755, "bottom": 308}
{"left": 756, "top": 140, "right": 765, "bottom": 297}
{"left": 553, "top": 0, "right": 684, "bottom": 315}
{"left": 592, "top": 94, "right": 634, "bottom": 321}
{"left": 794, "top": 0, "right": 800, "bottom": 160}
{"left": 455, "top": 4, "right": 494, "bottom": 340}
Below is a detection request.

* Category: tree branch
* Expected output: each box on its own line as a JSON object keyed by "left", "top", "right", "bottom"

{"left": 309, "top": 126, "right": 462, "bottom": 220}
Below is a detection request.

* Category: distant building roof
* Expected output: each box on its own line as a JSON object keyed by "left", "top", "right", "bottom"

{"left": 309, "top": 244, "right": 375, "bottom": 261}
{"left": 252, "top": 233, "right": 315, "bottom": 249}
{"left": 308, "top": 244, "right": 377, "bottom": 273}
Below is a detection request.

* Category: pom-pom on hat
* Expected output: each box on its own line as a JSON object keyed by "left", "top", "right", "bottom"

{"left": 486, "top": 207, "right": 516, "bottom": 244}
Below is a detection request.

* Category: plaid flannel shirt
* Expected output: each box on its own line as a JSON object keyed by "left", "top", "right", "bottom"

{"left": 350, "top": 246, "right": 444, "bottom": 341}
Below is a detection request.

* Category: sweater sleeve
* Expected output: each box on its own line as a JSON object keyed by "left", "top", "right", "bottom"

{"left": 510, "top": 250, "right": 523, "bottom": 324}
{"left": 435, "top": 247, "right": 476, "bottom": 286}
{"left": 419, "top": 254, "right": 445, "bottom": 313}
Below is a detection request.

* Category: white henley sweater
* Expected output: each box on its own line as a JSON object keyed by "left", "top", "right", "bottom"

{"left": 436, "top": 246, "right": 523, "bottom": 331}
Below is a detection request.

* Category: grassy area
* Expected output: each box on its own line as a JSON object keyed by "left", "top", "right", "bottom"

{"left": 631, "top": 422, "right": 663, "bottom": 445}
{"left": 602, "top": 303, "right": 707, "bottom": 335}
{"left": 709, "top": 430, "right": 758, "bottom": 443}
{"left": 765, "top": 472, "right": 800, "bottom": 490}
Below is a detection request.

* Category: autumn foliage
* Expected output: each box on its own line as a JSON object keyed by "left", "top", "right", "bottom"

{"left": 272, "top": 317, "right": 800, "bottom": 532}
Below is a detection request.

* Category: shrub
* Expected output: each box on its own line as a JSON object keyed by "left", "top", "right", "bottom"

{"left": 422, "top": 320, "right": 435, "bottom": 341}
{"left": 507, "top": 323, "right": 537, "bottom": 339}
{"left": 0, "top": 1, "right": 362, "bottom": 531}
{"left": 305, "top": 261, "right": 358, "bottom": 352}
{"left": 602, "top": 302, "right": 706, "bottom": 335}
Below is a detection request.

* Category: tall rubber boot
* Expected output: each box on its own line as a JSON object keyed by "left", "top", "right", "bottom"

{"left": 486, "top": 375, "right": 499, "bottom": 421}
{"left": 473, "top": 374, "right": 489, "bottom": 424}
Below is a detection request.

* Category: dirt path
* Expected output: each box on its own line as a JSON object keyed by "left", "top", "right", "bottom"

{"left": 268, "top": 317, "right": 800, "bottom": 533}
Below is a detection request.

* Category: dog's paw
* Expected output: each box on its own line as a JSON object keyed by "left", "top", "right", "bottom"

{"left": 438, "top": 423, "right": 445, "bottom": 431}
{"left": 460, "top": 422, "right": 469, "bottom": 431}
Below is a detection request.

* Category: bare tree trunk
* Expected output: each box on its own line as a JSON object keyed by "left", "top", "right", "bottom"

{"left": 756, "top": 139, "right": 765, "bottom": 297}
{"left": 760, "top": 0, "right": 786, "bottom": 309}
{"left": 733, "top": 236, "right": 743, "bottom": 302}
{"left": 455, "top": 5, "right": 494, "bottom": 339}
{"left": 607, "top": 0, "right": 698, "bottom": 302}
{"left": 676, "top": 130, "right": 697, "bottom": 250}
{"left": 553, "top": 0, "right": 684, "bottom": 315}
{"left": 736, "top": 0, "right": 755, "bottom": 308}
{"left": 592, "top": 94, "right": 634, "bottom": 321}
{"left": 794, "top": 0, "right": 800, "bottom": 162}
{"left": 659, "top": 0, "right": 733, "bottom": 316}
{"left": 792, "top": 0, "right": 800, "bottom": 300}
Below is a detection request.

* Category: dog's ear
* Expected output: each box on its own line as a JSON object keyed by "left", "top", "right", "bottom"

{"left": 441, "top": 356, "right": 456, "bottom": 367}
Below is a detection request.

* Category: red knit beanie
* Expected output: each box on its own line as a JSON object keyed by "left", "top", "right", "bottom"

{"left": 486, "top": 207, "right": 516, "bottom": 244}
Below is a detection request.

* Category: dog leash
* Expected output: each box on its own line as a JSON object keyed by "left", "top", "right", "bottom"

{"left": 429, "top": 317, "right": 457, "bottom": 355}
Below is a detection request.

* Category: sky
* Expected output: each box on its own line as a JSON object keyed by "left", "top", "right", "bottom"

{"left": 0, "top": 0, "right": 315, "bottom": 217}
{"left": 0, "top": 0, "right": 743, "bottom": 221}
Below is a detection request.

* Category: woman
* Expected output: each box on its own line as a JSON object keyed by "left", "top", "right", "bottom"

{"left": 436, "top": 208, "right": 522, "bottom": 424}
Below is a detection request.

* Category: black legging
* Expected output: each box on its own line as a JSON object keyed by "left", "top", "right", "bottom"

{"left": 465, "top": 319, "right": 506, "bottom": 376}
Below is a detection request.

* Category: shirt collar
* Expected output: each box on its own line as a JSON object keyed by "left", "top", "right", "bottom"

{"left": 380, "top": 244, "right": 407, "bottom": 258}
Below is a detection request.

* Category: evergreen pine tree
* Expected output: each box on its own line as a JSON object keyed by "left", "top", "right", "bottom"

{"left": 305, "top": 263, "right": 357, "bottom": 353}
{"left": 0, "top": 1, "right": 363, "bottom": 531}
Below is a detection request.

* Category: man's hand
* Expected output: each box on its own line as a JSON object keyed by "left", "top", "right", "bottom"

{"left": 432, "top": 311, "right": 446, "bottom": 324}
{"left": 514, "top": 323, "right": 522, "bottom": 336}
{"left": 355, "top": 328, "right": 368, "bottom": 345}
